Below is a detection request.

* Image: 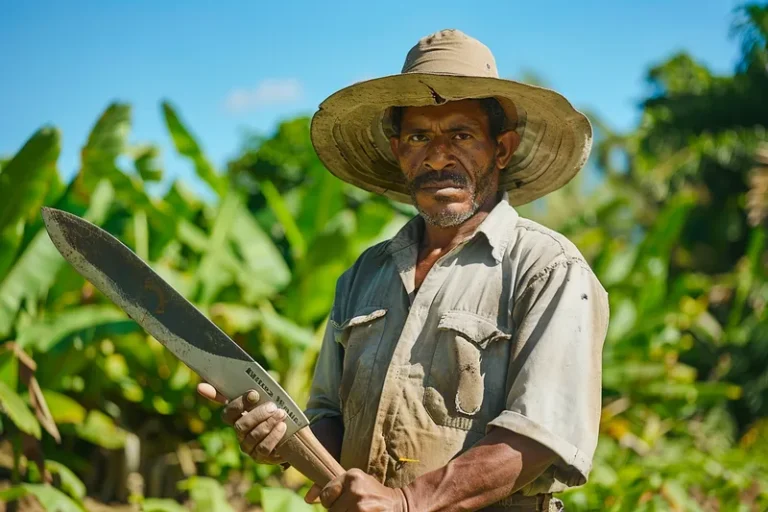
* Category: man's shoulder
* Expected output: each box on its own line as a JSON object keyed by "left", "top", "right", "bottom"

{"left": 333, "top": 239, "right": 392, "bottom": 293}
{"left": 510, "top": 217, "right": 585, "bottom": 259}
{"left": 345, "top": 238, "right": 391, "bottom": 275}
{"left": 506, "top": 216, "right": 592, "bottom": 285}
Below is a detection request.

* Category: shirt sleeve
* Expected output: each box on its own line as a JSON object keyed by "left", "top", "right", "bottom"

{"left": 486, "top": 257, "right": 609, "bottom": 487}
{"left": 304, "top": 308, "right": 344, "bottom": 424}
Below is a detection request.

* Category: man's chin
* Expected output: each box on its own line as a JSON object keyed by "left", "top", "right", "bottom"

{"left": 415, "top": 202, "right": 478, "bottom": 228}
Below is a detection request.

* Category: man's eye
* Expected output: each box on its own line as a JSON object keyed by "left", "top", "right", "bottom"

{"left": 454, "top": 133, "right": 472, "bottom": 140}
{"left": 408, "top": 134, "right": 428, "bottom": 142}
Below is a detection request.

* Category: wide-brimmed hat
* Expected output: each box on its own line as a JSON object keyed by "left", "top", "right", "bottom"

{"left": 310, "top": 29, "right": 592, "bottom": 206}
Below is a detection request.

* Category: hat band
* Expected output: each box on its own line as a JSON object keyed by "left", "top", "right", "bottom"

{"left": 402, "top": 46, "right": 499, "bottom": 78}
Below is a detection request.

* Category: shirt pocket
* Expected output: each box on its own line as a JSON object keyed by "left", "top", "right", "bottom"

{"left": 423, "top": 310, "right": 511, "bottom": 433}
{"left": 332, "top": 306, "right": 388, "bottom": 422}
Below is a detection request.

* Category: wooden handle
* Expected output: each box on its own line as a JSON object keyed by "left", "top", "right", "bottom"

{"left": 279, "top": 425, "right": 345, "bottom": 487}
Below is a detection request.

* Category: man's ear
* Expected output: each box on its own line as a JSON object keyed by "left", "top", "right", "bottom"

{"left": 495, "top": 130, "right": 521, "bottom": 170}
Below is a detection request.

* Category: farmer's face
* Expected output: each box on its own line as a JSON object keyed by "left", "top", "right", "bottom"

{"left": 390, "top": 100, "right": 519, "bottom": 227}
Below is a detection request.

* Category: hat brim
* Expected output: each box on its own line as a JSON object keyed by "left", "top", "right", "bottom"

{"left": 310, "top": 72, "right": 592, "bottom": 206}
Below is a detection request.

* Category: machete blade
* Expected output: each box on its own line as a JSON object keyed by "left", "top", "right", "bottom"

{"left": 40, "top": 206, "right": 309, "bottom": 438}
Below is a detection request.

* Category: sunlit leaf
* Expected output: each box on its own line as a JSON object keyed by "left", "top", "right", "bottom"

{"left": 257, "top": 303, "right": 314, "bottom": 348}
{"left": 209, "top": 303, "right": 261, "bottom": 334}
{"left": 163, "top": 181, "right": 200, "bottom": 221}
{"left": 141, "top": 498, "right": 190, "bottom": 512}
{"left": 0, "top": 126, "right": 60, "bottom": 276}
{"left": 605, "top": 296, "right": 637, "bottom": 343}
{"left": 0, "top": 484, "right": 85, "bottom": 512}
{"left": 0, "top": 348, "right": 19, "bottom": 390}
{"left": 75, "top": 409, "right": 127, "bottom": 449}
{"left": 295, "top": 163, "right": 346, "bottom": 241}
{"left": 0, "top": 486, "right": 27, "bottom": 502}
{"left": 603, "top": 362, "right": 667, "bottom": 389}
{"left": 80, "top": 103, "right": 131, "bottom": 166}
{"left": 198, "top": 428, "right": 242, "bottom": 477}
{"left": 41, "top": 390, "right": 86, "bottom": 424}
{"left": 45, "top": 460, "right": 86, "bottom": 500}
{"left": 162, "top": 101, "right": 225, "bottom": 196}
{"left": 230, "top": 204, "right": 291, "bottom": 300}
{"left": 178, "top": 476, "right": 235, "bottom": 512}
{"left": 258, "top": 486, "right": 320, "bottom": 512}
{"left": 195, "top": 189, "right": 241, "bottom": 304}
{"left": 596, "top": 242, "right": 638, "bottom": 287}
{"left": 132, "top": 145, "right": 163, "bottom": 182}
{"left": 260, "top": 179, "right": 306, "bottom": 260}
{"left": 16, "top": 305, "right": 136, "bottom": 352}
{"left": 0, "top": 179, "right": 114, "bottom": 338}
{"left": 0, "top": 380, "right": 40, "bottom": 438}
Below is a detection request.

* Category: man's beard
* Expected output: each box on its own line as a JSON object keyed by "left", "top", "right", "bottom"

{"left": 407, "top": 164, "right": 496, "bottom": 228}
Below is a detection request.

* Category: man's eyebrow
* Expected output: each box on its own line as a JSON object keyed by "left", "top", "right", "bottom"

{"left": 445, "top": 123, "right": 481, "bottom": 132}
{"left": 401, "top": 121, "right": 483, "bottom": 133}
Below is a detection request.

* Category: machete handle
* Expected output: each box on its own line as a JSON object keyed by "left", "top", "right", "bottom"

{"left": 280, "top": 425, "right": 345, "bottom": 487}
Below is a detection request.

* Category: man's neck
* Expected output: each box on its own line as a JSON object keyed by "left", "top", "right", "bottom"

{"left": 420, "top": 192, "right": 499, "bottom": 254}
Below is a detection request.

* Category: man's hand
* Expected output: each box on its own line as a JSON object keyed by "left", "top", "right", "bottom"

{"left": 304, "top": 468, "right": 407, "bottom": 512}
{"left": 197, "top": 383, "right": 287, "bottom": 465}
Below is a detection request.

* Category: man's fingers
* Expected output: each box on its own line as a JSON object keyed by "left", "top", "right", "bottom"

{"left": 304, "top": 484, "right": 322, "bottom": 504}
{"left": 197, "top": 383, "right": 227, "bottom": 404}
{"left": 221, "top": 390, "right": 260, "bottom": 425}
{"left": 234, "top": 403, "right": 285, "bottom": 440}
{"left": 319, "top": 476, "right": 344, "bottom": 509}
{"left": 249, "top": 420, "right": 287, "bottom": 459}
{"left": 238, "top": 408, "right": 285, "bottom": 452}
{"left": 329, "top": 495, "right": 352, "bottom": 512}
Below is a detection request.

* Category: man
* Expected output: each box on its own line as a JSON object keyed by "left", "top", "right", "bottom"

{"left": 198, "top": 29, "right": 609, "bottom": 511}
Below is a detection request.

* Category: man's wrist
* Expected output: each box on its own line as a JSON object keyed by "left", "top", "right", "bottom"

{"left": 396, "top": 486, "right": 412, "bottom": 512}
{"left": 400, "top": 483, "right": 424, "bottom": 512}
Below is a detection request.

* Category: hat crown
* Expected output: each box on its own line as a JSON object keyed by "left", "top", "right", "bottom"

{"left": 401, "top": 29, "right": 499, "bottom": 78}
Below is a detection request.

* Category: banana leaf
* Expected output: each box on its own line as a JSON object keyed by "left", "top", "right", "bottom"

{"left": 0, "top": 379, "right": 40, "bottom": 438}
{"left": 0, "top": 179, "right": 114, "bottom": 338}
{"left": 0, "top": 127, "right": 60, "bottom": 277}
{"left": 162, "top": 101, "right": 226, "bottom": 197}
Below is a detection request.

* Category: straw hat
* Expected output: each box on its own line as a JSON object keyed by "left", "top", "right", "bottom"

{"left": 310, "top": 29, "right": 592, "bottom": 206}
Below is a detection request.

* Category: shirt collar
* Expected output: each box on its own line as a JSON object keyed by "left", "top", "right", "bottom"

{"left": 475, "top": 191, "right": 519, "bottom": 262}
{"left": 385, "top": 191, "right": 519, "bottom": 263}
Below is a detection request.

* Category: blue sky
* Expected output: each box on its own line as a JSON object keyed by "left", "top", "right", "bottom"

{"left": 1, "top": 0, "right": 746, "bottom": 196}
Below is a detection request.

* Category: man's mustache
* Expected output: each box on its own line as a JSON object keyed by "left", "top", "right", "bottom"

{"left": 409, "top": 170, "right": 469, "bottom": 190}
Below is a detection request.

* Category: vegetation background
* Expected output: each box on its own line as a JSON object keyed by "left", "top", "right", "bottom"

{"left": 1, "top": 3, "right": 767, "bottom": 511}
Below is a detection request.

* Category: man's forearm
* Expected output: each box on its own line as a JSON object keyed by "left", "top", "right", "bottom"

{"left": 309, "top": 416, "right": 344, "bottom": 462}
{"left": 401, "top": 428, "right": 557, "bottom": 512}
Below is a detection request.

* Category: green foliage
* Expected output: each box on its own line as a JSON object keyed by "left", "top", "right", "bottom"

{"left": 178, "top": 477, "right": 235, "bottom": 512}
{"left": 0, "top": 126, "right": 60, "bottom": 277}
{"left": 141, "top": 498, "right": 190, "bottom": 512}
{"left": 514, "top": 4, "right": 768, "bottom": 509}
{"left": 0, "top": 88, "right": 406, "bottom": 509}
{"left": 162, "top": 100, "right": 226, "bottom": 197}
{"left": 0, "top": 483, "right": 87, "bottom": 511}
{"left": 257, "top": 485, "right": 323, "bottom": 512}
{"left": 45, "top": 460, "right": 87, "bottom": 501}
{"left": 0, "top": 380, "right": 41, "bottom": 438}
{"left": 1, "top": 4, "right": 767, "bottom": 510}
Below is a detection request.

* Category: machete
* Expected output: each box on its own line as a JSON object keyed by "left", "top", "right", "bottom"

{"left": 40, "top": 206, "right": 344, "bottom": 487}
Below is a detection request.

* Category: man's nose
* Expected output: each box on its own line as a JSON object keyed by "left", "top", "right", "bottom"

{"left": 423, "top": 139, "right": 456, "bottom": 172}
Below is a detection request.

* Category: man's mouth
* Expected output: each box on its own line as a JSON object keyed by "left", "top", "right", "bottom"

{"left": 410, "top": 171, "right": 469, "bottom": 193}
{"left": 419, "top": 180, "right": 465, "bottom": 191}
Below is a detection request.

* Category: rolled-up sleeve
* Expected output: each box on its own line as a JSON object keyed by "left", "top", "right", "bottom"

{"left": 487, "top": 257, "right": 609, "bottom": 487}
{"left": 304, "top": 311, "right": 344, "bottom": 424}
